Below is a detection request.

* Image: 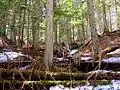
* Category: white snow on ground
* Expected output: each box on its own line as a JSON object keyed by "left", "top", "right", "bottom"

{"left": 88, "top": 70, "right": 110, "bottom": 74}
{"left": 70, "top": 49, "right": 78, "bottom": 55}
{"left": 0, "top": 52, "right": 24, "bottom": 63}
{"left": 103, "top": 57, "right": 120, "bottom": 63}
{"left": 49, "top": 80, "right": 120, "bottom": 90}
{"left": 79, "top": 56, "right": 120, "bottom": 62}
{"left": 81, "top": 57, "right": 92, "bottom": 61}
{"left": 107, "top": 49, "right": 120, "bottom": 55}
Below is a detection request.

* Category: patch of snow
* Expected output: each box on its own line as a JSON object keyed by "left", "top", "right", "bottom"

{"left": 81, "top": 57, "right": 91, "bottom": 61}
{"left": 107, "top": 49, "right": 120, "bottom": 54}
{"left": 0, "top": 52, "right": 24, "bottom": 63}
{"left": 49, "top": 80, "right": 120, "bottom": 90}
{"left": 57, "top": 57, "right": 64, "bottom": 61}
{"left": 88, "top": 70, "right": 110, "bottom": 74}
{"left": 3, "top": 48, "right": 12, "bottom": 52}
{"left": 83, "top": 53, "right": 91, "bottom": 56}
{"left": 103, "top": 57, "right": 120, "bottom": 63}
{"left": 19, "top": 65, "right": 30, "bottom": 70}
{"left": 70, "top": 49, "right": 78, "bottom": 55}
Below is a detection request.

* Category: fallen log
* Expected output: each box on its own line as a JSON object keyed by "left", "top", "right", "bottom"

{"left": 0, "top": 68, "right": 120, "bottom": 81}
{"left": 0, "top": 68, "right": 88, "bottom": 81}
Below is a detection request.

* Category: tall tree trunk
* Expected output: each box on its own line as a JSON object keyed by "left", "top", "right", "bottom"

{"left": 108, "top": 6, "right": 112, "bottom": 31}
{"left": 18, "top": 11, "right": 22, "bottom": 46}
{"left": 87, "top": 0, "right": 99, "bottom": 67}
{"left": 17, "top": 1, "right": 22, "bottom": 46}
{"left": 21, "top": 10, "right": 25, "bottom": 45}
{"left": 32, "top": 0, "right": 40, "bottom": 49}
{"left": 81, "top": 11, "right": 85, "bottom": 43}
{"left": 70, "top": 18, "right": 74, "bottom": 42}
{"left": 58, "top": 21, "right": 61, "bottom": 43}
{"left": 72, "top": 25, "right": 75, "bottom": 42}
{"left": 27, "top": 0, "right": 31, "bottom": 43}
{"left": 102, "top": 0, "right": 109, "bottom": 34}
{"left": 95, "top": 0, "right": 103, "bottom": 35}
{"left": 81, "top": 22, "right": 85, "bottom": 43}
{"left": 53, "top": 0, "right": 57, "bottom": 44}
{"left": 10, "top": 11, "right": 16, "bottom": 45}
{"left": 54, "top": 21, "right": 57, "bottom": 44}
{"left": 67, "top": 18, "right": 72, "bottom": 47}
{"left": 77, "top": 25, "right": 81, "bottom": 40}
{"left": 21, "top": 0, "right": 26, "bottom": 46}
{"left": 44, "top": 0, "right": 53, "bottom": 70}
{"left": 115, "top": 0, "right": 119, "bottom": 30}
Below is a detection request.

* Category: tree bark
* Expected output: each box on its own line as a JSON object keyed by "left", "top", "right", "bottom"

{"left": 87, "top": 0, "right": 99, "bottom": 67}
{"left": 27, "top": 0, "right": 31, "bottom": 43}
{"left": 108, "top": 6, "right": 112, "bottom": 31}
{"left": 44, "top": 0, "right": 54, "bottom": 70}
{"left": 32, "top": 0, "right": 40, "bottom": 49}
{"left": 18, "top": 3, "right": 22, "bottom": 47}
{"left": 10, "top": 11, "right": 16, "bottom": 45}
{"left": 54, "top": 21, "right": 57, "bottom": 44}
{"left": 102, "top": 0, "right": 109, "bottom": 34}
{"left": 114, "top": 0, "right": 119, "bottom": 30}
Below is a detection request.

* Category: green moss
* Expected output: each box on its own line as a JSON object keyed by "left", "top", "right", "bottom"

{"left": 0, "top": 80, "right": 111, "bottom": 86}
{"left": 96, "top": 80, "right": 111, "bottom": 85}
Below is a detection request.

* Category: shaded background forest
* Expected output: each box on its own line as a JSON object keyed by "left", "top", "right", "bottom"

{"left": 1, "top": 0, "right": 120, "bottom": 46}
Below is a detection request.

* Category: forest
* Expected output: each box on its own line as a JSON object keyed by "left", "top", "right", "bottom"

{"left": 1, "top": 0, "right": 120, "bottom": 90}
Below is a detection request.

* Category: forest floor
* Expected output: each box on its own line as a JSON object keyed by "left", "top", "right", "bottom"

{"left": 1, "top": 31, "right": 120, "bottom": 89}
{"left": 77, "top": 31, "right": 120, "bottom": 58}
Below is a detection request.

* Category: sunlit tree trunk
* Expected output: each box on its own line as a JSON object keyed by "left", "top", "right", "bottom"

{"left": 108, "top": 6, "right": 112, "bottom": 31}
{"left": 67, "top": 18, "right": 72, "bottom": 47}
{"left": 115, "top": 0, "right": 119, "bottom": 30}
{"left": 87, "top": 0, "right": 99, "bottom": 67}
{"left": 95, "top": 0, "right": 103, "bottom": 35}
{"left": 44, "top": 0, "right": 53, "bottom": 69}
